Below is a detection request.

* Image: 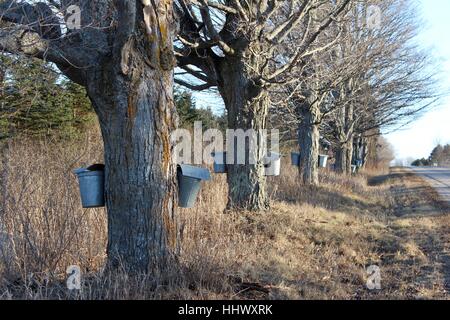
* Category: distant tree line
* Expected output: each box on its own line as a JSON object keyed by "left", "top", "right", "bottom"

{"left": 412, "top": 144, "right": 450, "bottom": 167}
{"left": 174, "top": 88, "right": 226, "bottom": 130}
{"left": 0, "top": 58, "right": 223, "bottom": 140}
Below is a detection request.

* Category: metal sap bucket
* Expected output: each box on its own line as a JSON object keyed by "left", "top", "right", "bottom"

{"left": 264, "top": 152, "right": 281, "bottom": 176}
{"left": 318, "top": 155, "right": 329, "bottom": 168}
{"left": 291, "top": 152, "right": 300, "bottom": 167}
{"left": 74, "top": 164, "right": 105, "bottom": 208}
{"left": 351, "top": 165, "right": 357, "bottom": 174}
{"left": 356, "top": 159, "right": 363, "bottom": 168}
{"left": 177, "top": 164, "right": 211, "bottom": 208}
{"left": 212, "top": 152, "right": 227, "bottom": 173}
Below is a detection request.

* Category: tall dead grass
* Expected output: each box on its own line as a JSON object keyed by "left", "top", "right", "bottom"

{"left": 0, "top": 130, "right": 439, "bottom": 300}
{"left": 0, "top": 129, "right": 105, "bottom": 290}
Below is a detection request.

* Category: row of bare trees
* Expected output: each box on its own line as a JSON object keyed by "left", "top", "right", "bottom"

{"left": 0, "top": 0, "right": 439, "bottom": 273}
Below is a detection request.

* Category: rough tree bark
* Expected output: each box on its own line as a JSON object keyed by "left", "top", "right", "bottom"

{"left": 218, "top": 56, "right": 269, "bottom": 211}
{"left": 334, "top": 79, "right": 354, "bottom": 175}
{"left": 298, "top": 101, "right": 320, "bottom": 185}
{"left": 87, "top": 51, "right": 179, "bottom": 272}
{"left": 87, "top": 2, "right": 179, "bottom": 273}
{"left": 334, "top": 138, "right": 353, "bottom": 175}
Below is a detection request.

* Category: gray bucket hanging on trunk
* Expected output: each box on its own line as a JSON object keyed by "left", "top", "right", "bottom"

{"left": 264, "top": 152, "right": 281, "bottom": 176}
{"left": 356, "top": 159, "right": 363, "bottom": 168}
{"left": 74, "top": 164, "right": 105, "bottom": 208}
{"left": 177, "top": 164, "right": 211, "bottom": 208}
{"left": 318, "top": 155, "right": 329, "bottom": 168}
{"left": 291, "top": 152, "right": 300, "bottom": 167}
{"left": 212, "top": 151, "right": 227, "bottom": 173}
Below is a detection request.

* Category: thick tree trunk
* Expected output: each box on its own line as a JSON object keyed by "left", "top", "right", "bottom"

{"left": 361, "top": 139, "right": 369, "bottom": 169}
{"left": 83, "top": 6, "right": 179, "bottom": 273}
{"left": 298, "top": 103, "right": 320, "bottom": 185}
{"left": 90, "top": 66, "right": 179, "bottom": 273}
{"left": 334, "top": 92, "right": 354, "bottom": 175}
{"left": 218, "top": 58, "right": 269, "bottom": 211}
{"left": 225, "top": 96, "right": 269, "bottom": 211}
{"left": 0, "top": 0, "right": 179, "bottom": 272}
{"left": 335, "top": 138, "right": 353, "bottom": 175}
{"left": 346, "top": 139, "right": 354, "bottom": 172}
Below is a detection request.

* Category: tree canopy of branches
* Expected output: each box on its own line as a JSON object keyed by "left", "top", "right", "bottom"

{"left": 271, "top": 0, "right": 439, "bottom": 178}
{"left": 323, "top": 0, "right": 439, "bottom": 174}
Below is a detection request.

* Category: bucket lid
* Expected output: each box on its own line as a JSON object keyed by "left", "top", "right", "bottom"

{"left": 73, "top": 163, "right": 105, "bottom": 175}
{"left": 73, "top": 168, "right": 89, "bottom": 175}
{"left": 211, "top": 151, "right": 227, "bottom": 163}
{"left": 178, "top": 164, "right": 211, "bottom": 181}
{"left": 86, "top": 164, "right": 105, "bottom": 172}
{"left": 266, "top": 152, "right": 281, "bottom": 160}
{"left": 211, "top": 151, "right": 226, "bottom": 157}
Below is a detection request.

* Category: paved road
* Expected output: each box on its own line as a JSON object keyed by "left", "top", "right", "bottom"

{"left": 410, "top": 167, "right": 450, "bottom": 205}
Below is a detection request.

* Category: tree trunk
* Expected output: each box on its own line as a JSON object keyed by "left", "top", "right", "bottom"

{"left": 92, "top": 68, "right": 178, "bottom": 273}
{"left": 334, "top": 93, "right": 354, "bottom": 175}
{"left": 335, "top": 138, "right": 353, "bottom": 175}
{"left": 298, "top": 103, "right": 320, "bottom": 185}
{"left": 361, "top": 139, "right": 369, "bottom": 169}
{"left": 85, "top": 20, "right": 179, "bottom": 273}
{"left": 0, "top": 0, "right": 179, "bottom": 273}
{"left": 218, "top": 58, "right": 269, "bottom": 211}
{"left": 346, "top": 138, "right": 354, "bottom": 172}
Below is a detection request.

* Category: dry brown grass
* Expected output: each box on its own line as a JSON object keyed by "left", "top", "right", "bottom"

{"left": 0, "top": 132, "right": 448, "bottom": 300}
{"left": 381, "top": 168, "right": 450, "bottom": 299}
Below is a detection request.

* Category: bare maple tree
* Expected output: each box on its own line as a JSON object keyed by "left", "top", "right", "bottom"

{"left": 175, "top": 0, "right": 352, "bottom": 210}
{"left": 270, "top": 4, "right": 360, "bottom": 185}
{"left": 271, "top": 0, "right": 439, "bottom": 178}
{"left": 1, "top": 0, "right": 179, "bottom": 273}
{"left": 325, "top": 0, "right": 439, "bottom": 174}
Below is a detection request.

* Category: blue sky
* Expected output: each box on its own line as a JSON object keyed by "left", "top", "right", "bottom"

{"left": 385, "top": 0, "right": 450, "bottom": 161}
